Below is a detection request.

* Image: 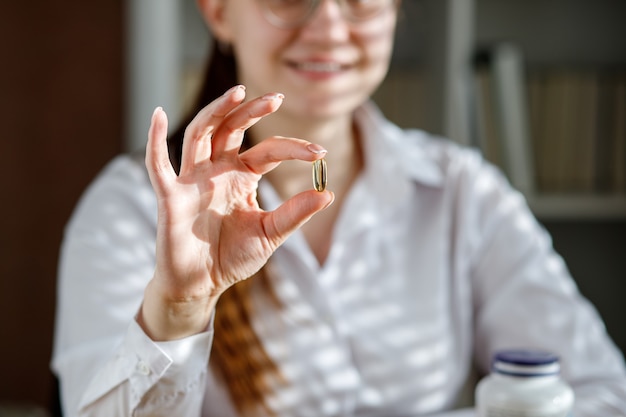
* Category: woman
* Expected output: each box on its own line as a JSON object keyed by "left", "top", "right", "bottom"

{"left": 52, "top": 0, "right": 626, "bottom": 416}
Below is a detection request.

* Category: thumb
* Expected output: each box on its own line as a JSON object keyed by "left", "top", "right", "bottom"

{"left": 263, "top": 190, "right": 334, "bottom": 248}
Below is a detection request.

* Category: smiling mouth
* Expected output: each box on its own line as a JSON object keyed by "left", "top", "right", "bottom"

{"left": 292, "top": 61, "right": 345, "bottom": 73}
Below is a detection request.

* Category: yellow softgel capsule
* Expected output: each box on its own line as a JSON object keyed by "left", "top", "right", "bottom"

{"left": 312, "top": 158, "right": 327, "bottom": 192}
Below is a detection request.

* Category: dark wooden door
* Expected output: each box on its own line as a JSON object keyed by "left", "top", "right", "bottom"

{"left": 0, "top": 1, "right": 124, "bottom": 411}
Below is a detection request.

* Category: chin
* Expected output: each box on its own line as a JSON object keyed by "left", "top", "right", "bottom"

{"left": 297, "top": 94, "right": 366, "bottom": 120}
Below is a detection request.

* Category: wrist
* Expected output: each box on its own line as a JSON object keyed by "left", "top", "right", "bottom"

{"left": 138, "top": 280, "right": 219, "bottom": 341}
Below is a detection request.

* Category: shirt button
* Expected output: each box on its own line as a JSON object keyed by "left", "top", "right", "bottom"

{"left": 137, "top": 361, "right": 151, "bottom": 376}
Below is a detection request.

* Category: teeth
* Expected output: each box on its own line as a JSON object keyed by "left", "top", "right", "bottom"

{"left": 297, "top": 62, "right": 342, "bottom": 72}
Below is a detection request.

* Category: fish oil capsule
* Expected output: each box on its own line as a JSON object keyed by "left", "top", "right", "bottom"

{"left": 312, "top": 158, "right": 327, "bottom": 192}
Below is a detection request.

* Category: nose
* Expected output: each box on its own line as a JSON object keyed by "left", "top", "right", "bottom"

{"left": 299, "top": 0, "right": 351, "bottom": 41}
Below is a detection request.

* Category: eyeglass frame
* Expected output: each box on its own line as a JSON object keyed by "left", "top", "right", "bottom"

{"left": 257, "top": 0, "right": 399, "bottom": 29}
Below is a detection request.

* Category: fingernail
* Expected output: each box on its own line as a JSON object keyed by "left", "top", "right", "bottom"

{"left": 152, "top": 106, "right": 163, "bottom": 117}
{"left": 323, "top": 192, "right": 335, "bottom": 209}
{"left": 224, "top": 85, "right": 245, "bottom": 96}
{"left": 307, "top": 144, "right": 327, "bottom": 155}
{"left": 262, "top": 92, "right": 285, "bottom": 101}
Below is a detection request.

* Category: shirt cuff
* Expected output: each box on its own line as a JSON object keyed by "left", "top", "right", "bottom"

{"left": 78, "top": 316, "right": 214, "bottom": 412}
{"left": 125, "top": 316, "right": 215, "bottom": 406}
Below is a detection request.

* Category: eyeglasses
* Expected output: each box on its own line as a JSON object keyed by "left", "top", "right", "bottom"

{"left": 258, "top": 0, "right": 397, "bottom": 29}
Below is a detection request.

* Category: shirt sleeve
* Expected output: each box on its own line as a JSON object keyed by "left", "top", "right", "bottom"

{"left": 74, "top": 320, "right": 213, "bottom": 416}
{"left": 51, "top": 155, "right": 213, "bottom": 417}
{"left": 455, "top": 151, "right": 626, "bottom": 416}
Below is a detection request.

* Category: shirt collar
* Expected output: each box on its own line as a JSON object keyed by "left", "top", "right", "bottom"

{"left": 356, "top": 101, "right": 444, "bottom": 189}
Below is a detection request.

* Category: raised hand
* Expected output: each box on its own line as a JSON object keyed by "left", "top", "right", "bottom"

{"left": 139, "top": 86, "right": 333, "bottom": 341}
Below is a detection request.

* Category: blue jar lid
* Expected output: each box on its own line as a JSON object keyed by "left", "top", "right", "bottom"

{"left": 492, "top": 349, "right": 560, "bottom": 377}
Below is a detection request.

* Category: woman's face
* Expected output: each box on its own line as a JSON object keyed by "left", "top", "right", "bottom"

{"left": 205, "top": 0, "right": 398, "bottom": 121}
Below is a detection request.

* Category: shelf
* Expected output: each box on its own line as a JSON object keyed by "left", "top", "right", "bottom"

{"left": 527, "top": 194, "right": 626, "bottom": 220}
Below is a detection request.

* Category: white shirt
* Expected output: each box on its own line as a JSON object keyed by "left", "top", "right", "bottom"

{"left": 52, "top": 103, "right": 626, "bottom": 417}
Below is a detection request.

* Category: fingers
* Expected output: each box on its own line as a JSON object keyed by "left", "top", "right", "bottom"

{"left": 263, "top": 190, "right": 335, "bottom": 248}
{"left": 210, "top": 92, "right": 285, "bottom": 158}
{"left": 239, "top": 137, "right": 327, "bottom": 175}
{"left": 146, "top": 107, "right": 175, "bottom": 195}
{"left": 179, "top": 87, "right": 286, "bottom": 174}
{"left": 146, "top": 89, "right": 319, "bottom": 186}
{"left": 180, "top": 85, "right": 247, "bottom": 175}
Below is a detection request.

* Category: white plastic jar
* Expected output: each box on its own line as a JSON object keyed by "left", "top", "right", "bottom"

{"left": 475, "top": 349, "right": 574, "bottom": 417}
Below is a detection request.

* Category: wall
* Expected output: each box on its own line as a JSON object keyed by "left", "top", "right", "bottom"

{"left": 0, "top": 1, "right": 124, "bottom": 411}
{"left": 542, "top": 221, "right": 626, "bottom": 353}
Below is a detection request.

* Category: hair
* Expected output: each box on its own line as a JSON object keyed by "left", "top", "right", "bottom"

{"left": 167, "top": 40, "right": 238, "bottom": 172}
{"left": 167, "top": 40, "right": 282, "bottom": 415}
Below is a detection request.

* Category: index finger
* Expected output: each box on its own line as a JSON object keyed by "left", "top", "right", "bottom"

{"left": 180, "top": 85, "right": 247, "bottom": 175}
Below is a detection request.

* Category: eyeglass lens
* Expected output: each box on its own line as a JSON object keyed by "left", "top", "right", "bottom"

{"left": 261, "top": 0, "right": 392, "bottom": 28}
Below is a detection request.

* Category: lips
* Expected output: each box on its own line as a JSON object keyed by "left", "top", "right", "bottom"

{"left": 293, "top": 61, "right": 343, "bottom": 72}
{"left": 288, "top": 59, "right": 352, "bottom": 74}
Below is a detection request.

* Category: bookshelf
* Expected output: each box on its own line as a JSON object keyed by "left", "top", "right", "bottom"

{"left": 376, "top": 0, "right": 626, "bottom": 219}
{"left": 473, "top": 0, "right": 626, "bottom": 219}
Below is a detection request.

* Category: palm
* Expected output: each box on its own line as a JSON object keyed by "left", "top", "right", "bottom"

{"left": 162, "top": 157, "right": 270, "bottom": 295}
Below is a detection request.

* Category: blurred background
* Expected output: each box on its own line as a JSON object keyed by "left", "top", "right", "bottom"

{"left": 1, "top": 0, "right": 624, "bottom": 415}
